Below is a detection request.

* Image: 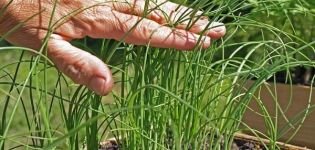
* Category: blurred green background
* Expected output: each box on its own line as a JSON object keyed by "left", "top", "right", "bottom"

{"left": 0, "top": 0, "right": 315, "bottom": 149}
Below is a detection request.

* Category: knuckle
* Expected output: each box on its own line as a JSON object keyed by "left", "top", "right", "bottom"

{"left": 62, "top": 56, "right": 92, "bottom": 85}
{"left": 137, "top": 20, "right": 159, "bottom": 37}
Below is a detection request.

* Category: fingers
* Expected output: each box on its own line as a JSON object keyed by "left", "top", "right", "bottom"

{"left": 48, "top": 34, "right": 113, "bottom": 96}
{"left": 108, "top": 0, "right": 162, "bottom": 20}
{"left": 152, "top": 1, "right": 226, "bottom": 39}
{"left": 2, "top": 26, "right": 113, "bottom": 95}
{"left": 86, "top": 10, "right": 211, "bottom": 50}
{"left": 108, "top": 0, "right": 226, "bottom": 39}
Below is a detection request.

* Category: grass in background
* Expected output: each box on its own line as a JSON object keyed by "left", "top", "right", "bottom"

{"left": 0, "top": 0, "right": 315, "bottom": 149}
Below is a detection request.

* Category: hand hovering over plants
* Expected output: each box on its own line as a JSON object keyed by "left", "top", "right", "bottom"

{"left": 0, "top": 0, "right": 226, "bottom": 95}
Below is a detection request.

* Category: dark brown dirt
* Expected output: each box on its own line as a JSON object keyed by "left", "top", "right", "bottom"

{"left": 97, "top": 133, "right": 311, "bottom": 150}
{"left": 99, "top": 138, "right": 119, "bottom": 150}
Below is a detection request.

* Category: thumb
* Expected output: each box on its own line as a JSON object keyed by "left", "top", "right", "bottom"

{"left": 47, "top": 35, "right": 113, "bottom": 96}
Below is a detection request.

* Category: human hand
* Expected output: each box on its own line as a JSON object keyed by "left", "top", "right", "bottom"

{"left": 0, "top": 0, "right": 226, "bottom": 95}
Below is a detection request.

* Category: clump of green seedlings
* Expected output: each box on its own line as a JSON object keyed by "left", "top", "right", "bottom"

{"left": 0, "top": 0, "right": 315, "bottom": 149}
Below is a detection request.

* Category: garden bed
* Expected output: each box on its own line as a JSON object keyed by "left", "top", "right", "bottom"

{"left": 96, "top": 133, "right": 310, "bottom": 150}
{"left": 243, "top": 80, "right": 315, "bottom": 149}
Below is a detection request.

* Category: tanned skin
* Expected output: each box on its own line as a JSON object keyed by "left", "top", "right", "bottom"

{"left": 0, "top": 0, "right": 226, "bottom": 95}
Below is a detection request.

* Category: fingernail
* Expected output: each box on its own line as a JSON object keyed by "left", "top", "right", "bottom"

{"left": 90, "top": 76, "right": 108, "bottom": 96}
{"left": 212, "top": 26, "right": 225, "bottom": 33}
{"left": 199, "top": 16, "right": 209, "bottom": 20}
